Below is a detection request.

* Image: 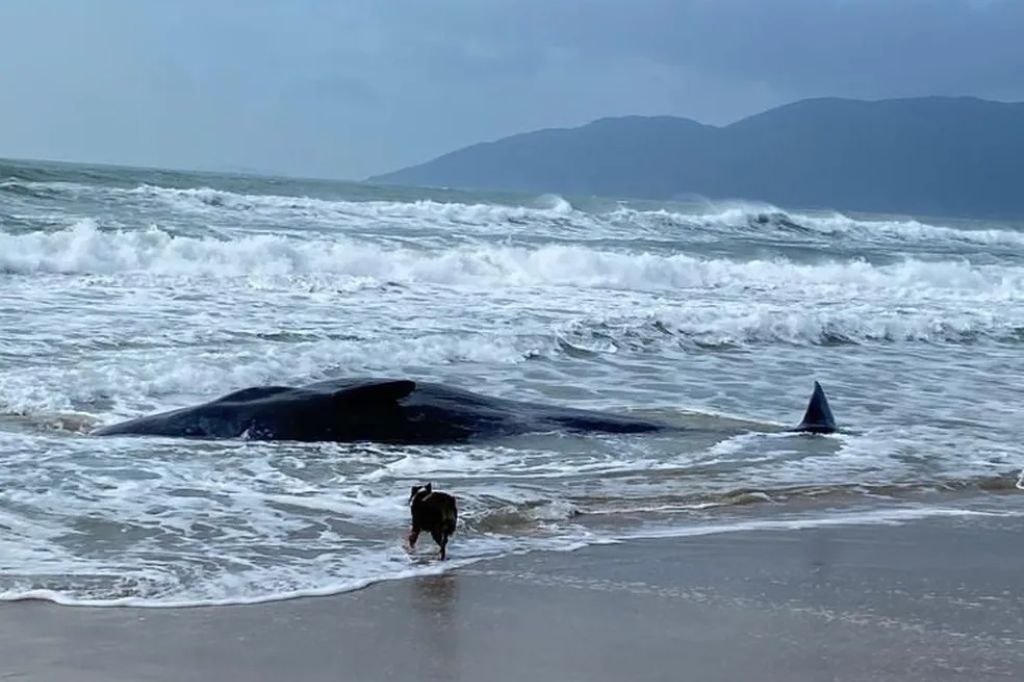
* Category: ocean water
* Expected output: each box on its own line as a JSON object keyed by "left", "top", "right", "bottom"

{"left": 1, "top": 158, "right": 1022, "bottom": 607}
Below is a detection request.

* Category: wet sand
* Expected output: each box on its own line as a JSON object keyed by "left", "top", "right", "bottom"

{"left": 2, "top": 511, "right": 1023, "bottom": 681}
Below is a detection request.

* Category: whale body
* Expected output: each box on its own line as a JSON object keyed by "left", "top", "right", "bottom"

{"left": 91, "top": 378, "right": 837, "bottom": 444}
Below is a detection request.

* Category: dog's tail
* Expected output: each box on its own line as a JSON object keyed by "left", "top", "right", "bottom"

{"left": 442, "top": 500, "right": 458, "bottom": 536}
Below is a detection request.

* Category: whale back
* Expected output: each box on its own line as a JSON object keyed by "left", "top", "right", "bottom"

{"left": 213, "top": 386, "right": 294, "bottom": 404}
{"left": 323, "top": 379, "right": 416, "bottom": 404}
{"left": 244, "top": 379, "right": 422, "bottom": 442}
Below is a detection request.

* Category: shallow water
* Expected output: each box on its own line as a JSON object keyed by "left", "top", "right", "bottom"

{"left": 1, "top": 158, "right": 1022, "bottom": 605}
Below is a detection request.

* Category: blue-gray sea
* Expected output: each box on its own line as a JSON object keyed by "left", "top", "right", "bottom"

{"left": 1, "top": 159, "right": 1021, "bottom": 606}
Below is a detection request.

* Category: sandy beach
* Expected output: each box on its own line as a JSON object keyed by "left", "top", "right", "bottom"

{"left": 2, "top": 507, "right": 1022, "bottom": 682}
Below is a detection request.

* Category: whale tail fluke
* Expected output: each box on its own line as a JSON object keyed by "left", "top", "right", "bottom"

{"left": 794, "top": 381, "right": 837, "bottom": 434}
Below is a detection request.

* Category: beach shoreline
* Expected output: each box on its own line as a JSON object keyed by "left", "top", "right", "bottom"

{"left": 2, "top": 509, "right": 1022, "bottom": 681}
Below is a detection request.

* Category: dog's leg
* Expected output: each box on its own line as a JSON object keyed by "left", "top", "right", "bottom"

{"left": 431, "top": 529, "right": 448, "bottom": 560}
{"left": 407, "top": 527, "right": 420, "bottom": 550}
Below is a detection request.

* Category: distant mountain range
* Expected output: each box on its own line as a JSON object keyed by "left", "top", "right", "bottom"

{"left": 368, "top": 97, "right": 1024, "bottom": 219}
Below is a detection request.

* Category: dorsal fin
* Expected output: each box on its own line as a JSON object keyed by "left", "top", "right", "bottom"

{"left": 794, "top": 381, "right": 837, "bottom": 433}
{"left": 332, "top": 379, "right": 416, "bottom": 405}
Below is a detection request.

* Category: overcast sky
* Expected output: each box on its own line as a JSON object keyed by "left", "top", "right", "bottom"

{"left": 1, "top": 0, "right": 1021, "bottom": 179}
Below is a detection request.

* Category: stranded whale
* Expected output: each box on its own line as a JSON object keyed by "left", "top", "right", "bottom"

{"left": 91, "top": 378, "right": 838, "bottom": 444}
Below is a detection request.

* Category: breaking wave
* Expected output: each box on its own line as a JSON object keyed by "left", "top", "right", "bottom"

{"left": 556, "top": 310, "right": 1024, "bottom": 349}
{"left": 3, "top": 221, "right": 1021, "bottom": 300}
{"left": 612, "top": 205, "right": 1024, "bottom": 248}
{"left": 4, "top": 177, "right": 1024, "bottom": 248}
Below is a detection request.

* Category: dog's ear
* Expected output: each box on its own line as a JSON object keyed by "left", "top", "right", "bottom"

{"left": 410, "top": 485, "right": 421, "bottom": 500}
{"left": 424, "top": 482, "right": 432, "bottom": 494}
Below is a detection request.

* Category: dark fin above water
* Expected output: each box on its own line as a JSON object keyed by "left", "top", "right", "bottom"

{"left": 794, "top": 381, "right": 837, "bottom": 434}
{"left": 332, "top": 379, "right": 417, "bottom": 405}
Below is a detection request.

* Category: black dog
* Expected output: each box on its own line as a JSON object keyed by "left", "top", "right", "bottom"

{"left": 408, "top": 483, "right": 458, "bottom": 560}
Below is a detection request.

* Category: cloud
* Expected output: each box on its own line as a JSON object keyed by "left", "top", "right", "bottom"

{"left": 0, "top": 0, "right": 1019, "bottom": 178}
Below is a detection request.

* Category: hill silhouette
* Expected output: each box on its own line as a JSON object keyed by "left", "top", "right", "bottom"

{"left": 368, "top": 97, "right": 1024, "bottom": 218}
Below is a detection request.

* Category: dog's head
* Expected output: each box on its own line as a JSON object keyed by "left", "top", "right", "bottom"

{"left": 409, "top": 482, "right": 432, "bottom": 505}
